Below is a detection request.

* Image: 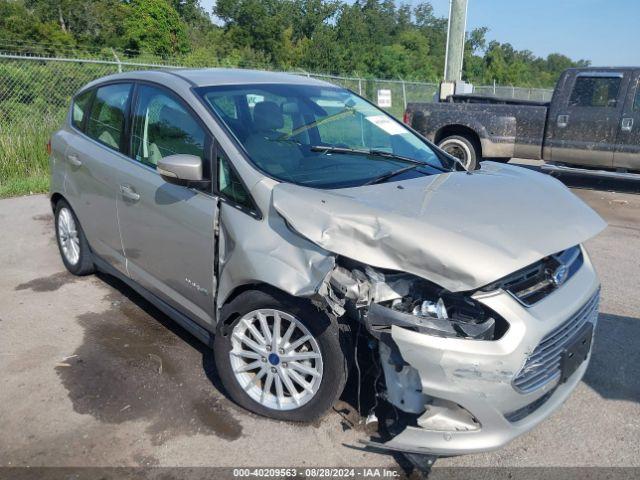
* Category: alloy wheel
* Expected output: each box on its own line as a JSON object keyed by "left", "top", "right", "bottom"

{"left": 229, "top": 309, "right": 324, "bottom": 411}
{"left": 57, "top": 207, "right": 80, "bottom": 266}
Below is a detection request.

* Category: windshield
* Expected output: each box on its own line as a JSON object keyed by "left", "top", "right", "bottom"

{"left": 197, "top": 83, "right": 451, "bottom": 188}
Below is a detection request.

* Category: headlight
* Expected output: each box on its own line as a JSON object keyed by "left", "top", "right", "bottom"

{"left": 373, "top": 293, "right": 501, "bottom": 340}
{"left": 328, "top": 261, "right": 508, "bottom": 340}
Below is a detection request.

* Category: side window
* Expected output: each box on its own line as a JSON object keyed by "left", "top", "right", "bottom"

{"left": 217, "top": 150, "right": 252, "bottom": 209}
{"left": 86, "top": 83, "right": 132, "bottom": 151}
{"left": 72, "top": 89, "right": 93, "bottom": 130}
{"left": 131, "top": 85, "right": 205, "bottom": 168}
{"left": 634, "top": 81, "right": 640, "bottom": 111}
{"left": 569, "top": 76, "right": 622, "bottom": 108}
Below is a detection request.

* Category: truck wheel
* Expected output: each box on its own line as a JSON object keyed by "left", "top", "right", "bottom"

{"left": 214, "top": 289, "right": 350, "bottom": 422}
{"left": 438, "top": 135, "right": 479, "bottom": 170}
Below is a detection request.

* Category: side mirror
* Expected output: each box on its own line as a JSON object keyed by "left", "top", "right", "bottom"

{"left": 158, "top": 154, "right": 208, "bottom": 187}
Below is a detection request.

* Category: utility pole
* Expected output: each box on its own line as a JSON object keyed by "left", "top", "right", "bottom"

{"left": 440, "top": 0, "right": 469, "bottom": 100}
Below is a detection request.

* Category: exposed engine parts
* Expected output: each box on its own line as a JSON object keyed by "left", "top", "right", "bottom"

{"left": 322, "top": 259, "right": 501, "bottom": 342}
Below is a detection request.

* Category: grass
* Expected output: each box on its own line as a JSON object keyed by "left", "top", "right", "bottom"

{"left": 0, "top": 175, "right": 49, "bottom": 198}
{"left": 0, "top": 120, "right": 56, "bottom": 198}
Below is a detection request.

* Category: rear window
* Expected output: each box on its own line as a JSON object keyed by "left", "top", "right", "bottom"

{"left": 569, "top": 76, "right": 622, "bottom": 108}
{"left": 72, "top": 89, "right": 93, "bottom": 130}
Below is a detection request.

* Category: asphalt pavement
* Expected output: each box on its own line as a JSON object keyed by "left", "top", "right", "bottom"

{"left": 0, "top": 163, "right": 638, "bottom": 471}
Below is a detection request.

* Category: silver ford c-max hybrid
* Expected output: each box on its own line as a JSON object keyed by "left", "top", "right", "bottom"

{"left": 49, "top": 68, "right": 605, "bottom": 456}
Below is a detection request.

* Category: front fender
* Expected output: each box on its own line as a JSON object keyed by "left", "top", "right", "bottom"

{"left": 215, "top": 202, "right": 335, "bottom": 311}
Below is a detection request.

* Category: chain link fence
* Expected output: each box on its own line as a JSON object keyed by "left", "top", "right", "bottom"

{"left": 472, "top": 84, "right": 553, "bottom": 102}
{"left": 0, "top": 51, "right": 553, "bottom": 195}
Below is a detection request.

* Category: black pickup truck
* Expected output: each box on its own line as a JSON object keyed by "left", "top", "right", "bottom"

{"left": 404, "top": 67, "right": 640, "bottom": 173}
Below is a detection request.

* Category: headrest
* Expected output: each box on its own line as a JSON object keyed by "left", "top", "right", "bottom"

{"left": 253, "top": 101, "right": 283, "bottom": 131}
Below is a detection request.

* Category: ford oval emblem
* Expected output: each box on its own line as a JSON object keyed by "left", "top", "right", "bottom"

{"left": 551, "top": 264, "right": 568, "bottom": 286}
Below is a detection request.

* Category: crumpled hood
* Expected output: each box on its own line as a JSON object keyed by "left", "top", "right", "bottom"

{"left": 271, "top": 162, "right": 606, "bottom": 292}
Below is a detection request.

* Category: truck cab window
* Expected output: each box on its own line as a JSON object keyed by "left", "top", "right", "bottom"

{"left": 569, "top": 76, "right": 621, "bottom": 108}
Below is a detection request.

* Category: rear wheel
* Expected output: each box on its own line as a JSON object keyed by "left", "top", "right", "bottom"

{"left": 214, "top": 289, "right": 350, "bottom": 422}
{"left": 438, "top": 135, "right": 479, "bottom": 170}
{"left": 54, "top": 199, "right": 95, "bottom": 276}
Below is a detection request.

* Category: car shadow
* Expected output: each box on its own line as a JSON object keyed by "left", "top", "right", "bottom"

{"left": 583, "top": 312, "right": 640, "bottom": 403}
{"left": 95, "top": 272, "right": 228, "bottom": 397}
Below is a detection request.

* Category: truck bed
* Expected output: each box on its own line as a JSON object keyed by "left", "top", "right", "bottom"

{"left": 407, "top": 100, "right": 549, "bottom": 160}
{"left": 448, "top": 94, "right": 550, "bottom": 107}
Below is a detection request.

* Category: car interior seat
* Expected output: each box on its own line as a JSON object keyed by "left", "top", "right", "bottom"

{"left": 243, "top": 101, "right": 301, "bottom": 175}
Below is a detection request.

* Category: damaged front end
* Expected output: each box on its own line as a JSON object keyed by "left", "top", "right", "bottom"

{"left": 314, "top": 248, "right": 600, "bottom": 456}
{"left": 315, "top": 258, "right": 506, "bottom": 448}
{"left": 266, "top": 164, "right": 604, "bottom": 455}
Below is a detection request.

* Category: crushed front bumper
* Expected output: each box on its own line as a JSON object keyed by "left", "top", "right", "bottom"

{"left": 376, "top": 248, "right": 600, "bottom": 456}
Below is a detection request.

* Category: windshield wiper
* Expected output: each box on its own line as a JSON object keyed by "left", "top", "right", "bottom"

{"left": 310, "top": 146, "right": 426, "bottom": 166}
{"left": 363, "top": 164, "right": 422, "bottom": 185}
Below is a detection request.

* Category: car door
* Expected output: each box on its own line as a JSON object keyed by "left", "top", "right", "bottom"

{"left": 65, "top": 83, "right": 134, "bottom": 274}
{"left": 613, "top": 70, "right": 640, "bottom": 170}
{"left": 116, "top": 83, "right": 218, "bottom": 328}
{"left": 550, "top": 72, "right": 627, "bottom": 168}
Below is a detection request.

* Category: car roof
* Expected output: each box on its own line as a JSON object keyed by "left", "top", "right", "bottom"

{"left": 81, "top": 67, "right": 336, "bottom": 92}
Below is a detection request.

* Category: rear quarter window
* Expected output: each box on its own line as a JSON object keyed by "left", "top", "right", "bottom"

{"left": 72, "top": 89, "right": 93, "bottom": 130}
{"left": 86, "top": 83, "right": 132, "bottom": 152}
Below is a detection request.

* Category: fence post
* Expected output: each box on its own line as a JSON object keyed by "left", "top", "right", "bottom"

{"left": 111, "top": 48, "right": 122, "bottom": 73}
{"left": 401, "top": 79, "right": 407, "bottom": 109}
{"left": 358, "top": 78, "right": 362, "bottom": 96}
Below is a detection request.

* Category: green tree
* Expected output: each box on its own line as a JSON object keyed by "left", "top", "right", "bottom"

{"left": 123, "top": 0, "right": 189, "bottom": 57}
{"left": 1, "top": 0, "right": 590, "bottom": 86}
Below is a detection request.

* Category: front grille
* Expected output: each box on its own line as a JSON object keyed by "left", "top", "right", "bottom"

{"left": 513, "top": 290, "right": 599, "bottom": 393}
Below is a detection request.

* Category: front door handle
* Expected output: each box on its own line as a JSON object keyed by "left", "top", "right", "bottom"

{"left": 557, "top": 114, "right": 569, "bottom": 128}
{"left": 66, "top": 153, "right": 82, "bottom": 167}
{"left": 621, "top": 117, "right": 634, "bottom": 132}
{"left": 120, "top": 184, "right": 140, "bottom": 202}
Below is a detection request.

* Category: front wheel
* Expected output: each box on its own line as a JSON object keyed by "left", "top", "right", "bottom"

{"left": 214, "top": 289, "right": 350, "bottom": 422}
{"left": 438, "top": 135, "right": 479, "bottom": 171}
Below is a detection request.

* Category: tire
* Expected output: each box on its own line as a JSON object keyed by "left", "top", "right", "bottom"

{"left": 438, "top": 135, "right": 479, "bottom": 170}
{"left": 54, "top": 199, "right": 95, "bottom": 276}
{"left": 214, "top": 289, "right": 350, "bottom": 422}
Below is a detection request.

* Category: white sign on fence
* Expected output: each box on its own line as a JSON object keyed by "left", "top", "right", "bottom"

{"left": 377, "top": 89, "right": 392, "bottom": 108}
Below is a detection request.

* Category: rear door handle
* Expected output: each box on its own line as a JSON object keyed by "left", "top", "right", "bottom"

{"left": 621, "top": 117, "right": 634, "bottom": 132}
{"left": 66, "top": 153, "right": 82, "bottom": 167}
{"left": 119, "top": 184, "right": 140, "bottom": 202}
{"left": 557, "top": 114, "right": 569, "bottom": 128}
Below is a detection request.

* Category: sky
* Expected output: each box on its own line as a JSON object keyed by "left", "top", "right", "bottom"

{"left": 200, "top": 0, "right": 640, "bottom": 66}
